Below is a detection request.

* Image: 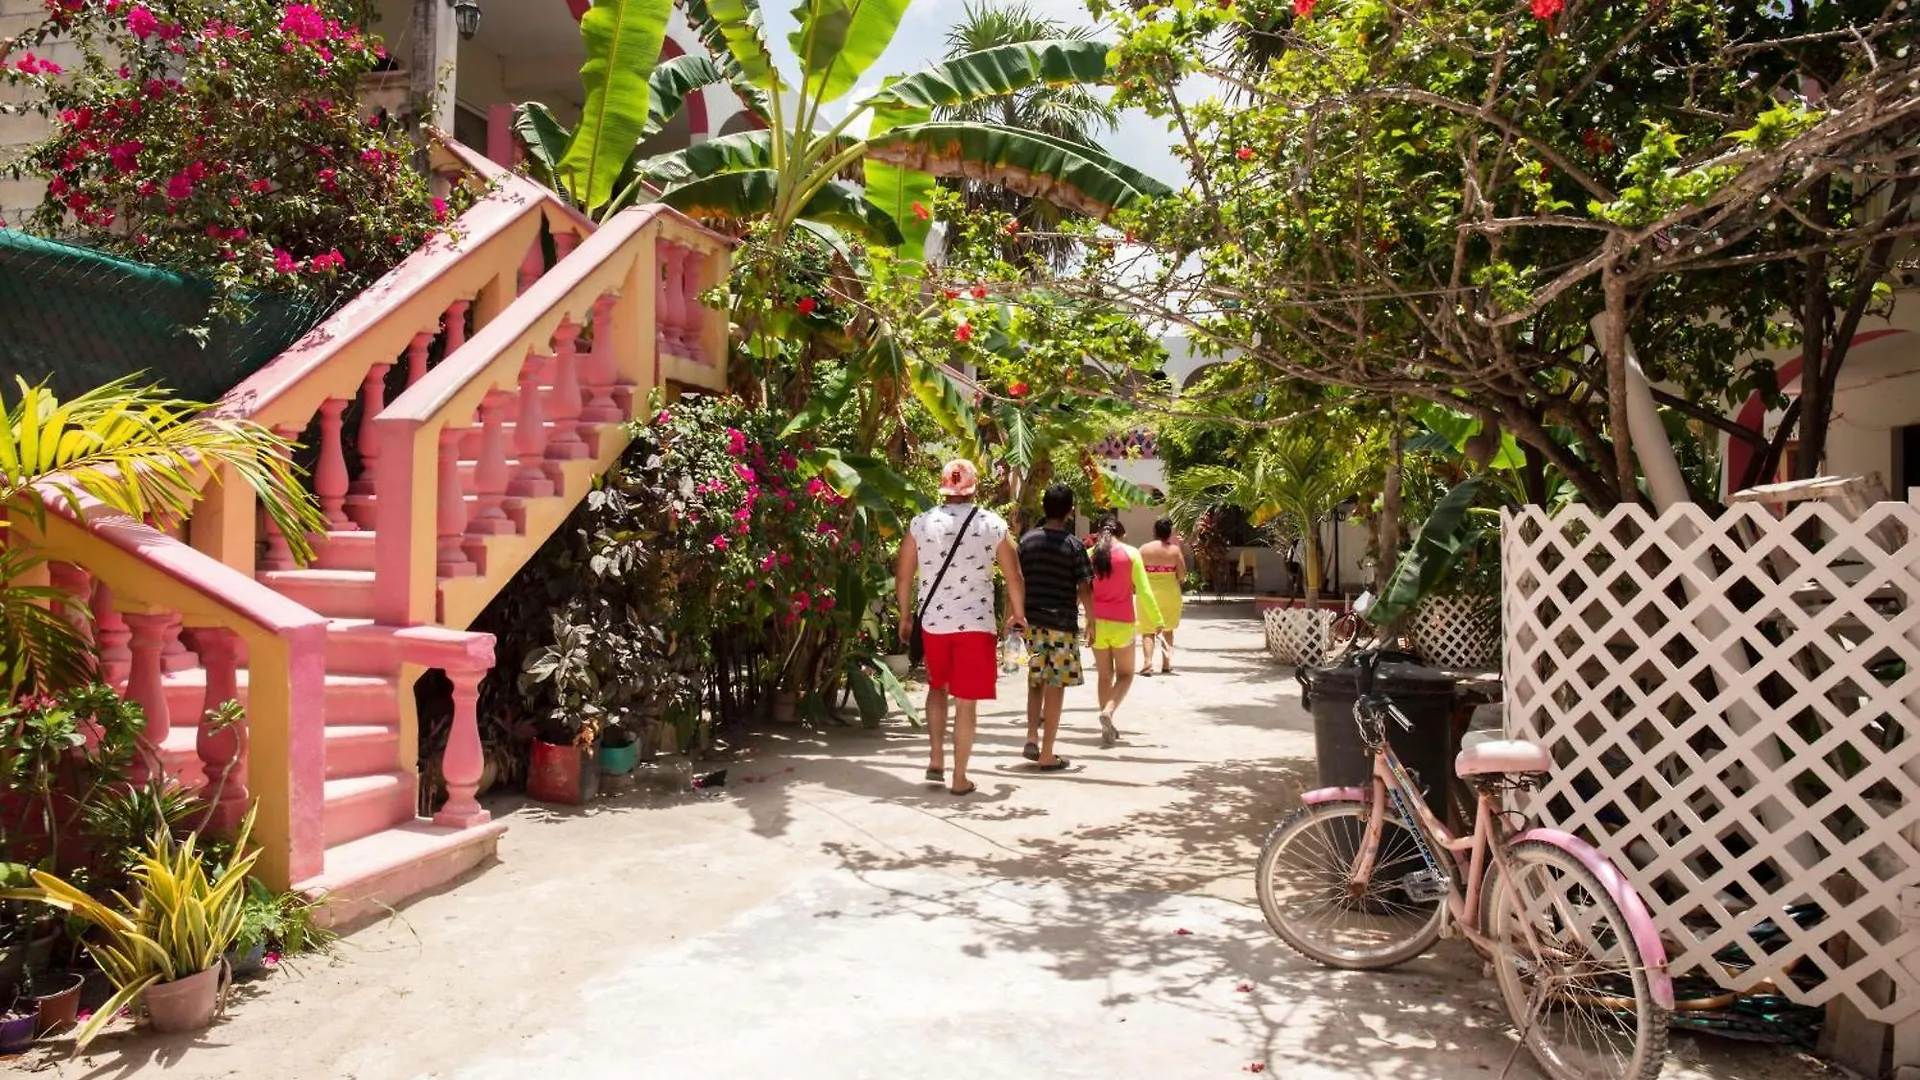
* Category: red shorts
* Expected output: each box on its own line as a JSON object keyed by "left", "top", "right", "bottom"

{"left": 922, "top": 631, "right": 998, "bottom": 701}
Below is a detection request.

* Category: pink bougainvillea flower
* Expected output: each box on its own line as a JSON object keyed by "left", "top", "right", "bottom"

{"left": 164, "top": 172, "right": 195, "bottom": 199}
{"left": 1236, "top": 146, "right": 1255, "bottom": 160}
{"left": 263, "top": 950, "right": 282, "bottom": 966}
{"left": 109, "top": 140, "right": 143, "bottom": 173}
{"left": 1530, "top": 0, "right": 1563, "bottom": 18}
{"left": 126, "top": 4, "right": 159, "bottom": 39}
{"left": 280, "top": 3, "right": 327, "bottom": 42}
{"left": 727, "top": 427, "right": 747, "bottom": 456}
{"left": 733, "top": 463, "right": 756, "bottom": 483}
{"left": 432, "top": 196, "right": 449, "bottom": 222}
{"left": 655, "top": 409, "right": 672, "bottom": 424}
{"left": 251, "top": 178, "right": 272, "bottom": 193}
{"left": 796, "top": 296, "right": 818, "bottom": 315}
{"left": 954, "top": 322, "right": 974, "bottom": 343}
{"left": 273, "top": 249, "right": 299, "bottom": 274}
{"left": 806, "top": 477, "right": 827, "bottom": 497}
{"left": 712, "top": 535, "right": 730, "bottom": 551}
{"left": 911, "top": 201, "right": 930, "bottom": 220}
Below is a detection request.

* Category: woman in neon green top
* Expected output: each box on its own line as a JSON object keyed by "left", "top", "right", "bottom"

{"left": 1087, "top": 517, "right": 1163, "bottom": 748}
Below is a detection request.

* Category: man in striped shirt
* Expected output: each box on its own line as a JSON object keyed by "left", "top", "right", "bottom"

{"left": 1017, "top": 483, "right": 1094, "bottom": 771}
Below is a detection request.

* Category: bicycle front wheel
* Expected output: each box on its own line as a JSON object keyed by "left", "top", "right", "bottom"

{"left": 1483, "top": 840, "right": 1669, "bottom": 1080}
{"left": 1255, "top": 800, "right": 1445, "bottom": 969}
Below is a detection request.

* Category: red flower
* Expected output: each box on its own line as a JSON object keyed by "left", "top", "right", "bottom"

{"left": 954, "top": 322, "right": 974, "bottom": 343}
{"left": 942, "top": 288, "right": 960, "bottom": 300}
{"left": 126, "top": 4, "right": 159, "bottom": 39}
{"left": 432, "top": 196, "right": 450, "bottom": 222}
{"left": 1174, "top": 928, "right": 1193, "bottom": 935}
{"left": 970, "top": 283, "right": 987, "bottom": 299}
{"left": 1009, "top": 382, "right": 1029, "bottom": 397}
{"left": 1530, "top": 0, "right": 1563, "bottom": 18}
{"left": 1245, "top": 1066, "right": 1266, "bottom": 1075}
{"left": 1236, "top": 146, "right": 1254, "bottom": 161}
{"left": 1236, "top": 982, "right": 1254, "bottom": 992}
{"left": 1003, "top": 218, "right": 1020, "bottom": 234}
{"left": 1293, "top": 0, "right": 1316, "bottom": 16}
{"left": 796, "top": 296, "right": 818, "bottom": 315}
{"left": 911, "top": 201, "right": 930, "bottom": 220}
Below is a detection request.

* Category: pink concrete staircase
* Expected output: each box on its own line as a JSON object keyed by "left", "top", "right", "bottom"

{"left": 21, "top": 139, "right": 730, "bottom": 923}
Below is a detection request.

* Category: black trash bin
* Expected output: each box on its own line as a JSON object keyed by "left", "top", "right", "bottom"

{"left": 1301, "top": 656, "right": 1459, "bottom": 820}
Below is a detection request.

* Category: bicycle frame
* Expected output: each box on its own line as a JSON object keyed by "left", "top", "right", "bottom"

{"left": 1296, "top": 697, "right": 1676, "bottom": 1009}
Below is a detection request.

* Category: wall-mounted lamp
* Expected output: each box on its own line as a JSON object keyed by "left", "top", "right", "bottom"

{"left": 450, "top": 0, "right": 481, "bottom": 40}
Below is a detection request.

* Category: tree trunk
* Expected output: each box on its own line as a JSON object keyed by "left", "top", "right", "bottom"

{"left": 1793, "top": 177, "right": 1834, "bottom": 481}
{"left": 1375, "top": 412, "right": 1403, "bottom": 596}
{"left": 1600, "top": 252, "right": 1637, "bottom": 502}
{"left": 1300, "top": 521, "right": 1322, "bottom": 610}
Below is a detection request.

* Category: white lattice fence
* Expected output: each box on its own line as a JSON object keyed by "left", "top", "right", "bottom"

{"left": 1504, "top": 500, "right": 1920, "bottom": 1023}
{"left": 1410, "top": 595, "right": 1501, "bottom": 670}
{"left": 1264, "top": 607, "right": 1335, "bottom": 666}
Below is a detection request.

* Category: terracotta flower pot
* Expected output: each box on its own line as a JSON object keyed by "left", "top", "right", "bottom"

{"left": 143, "top": 963, "right": 225, "bottom": 1035}
{"left": 31, "top": 971, "right": 83, "bottom": 1036}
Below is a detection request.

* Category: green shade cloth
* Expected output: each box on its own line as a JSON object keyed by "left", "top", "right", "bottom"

{"left": 0, "top": 230, "right": 338, "bottom": 403}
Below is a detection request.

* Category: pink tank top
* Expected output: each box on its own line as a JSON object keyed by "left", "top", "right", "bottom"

{"left": 1091, "top": 542, "right": 1136, "bottom": 624}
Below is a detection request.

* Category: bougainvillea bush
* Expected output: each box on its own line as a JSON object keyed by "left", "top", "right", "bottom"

{"left": 2, "top": 0, "right": 446, "bottom": 307}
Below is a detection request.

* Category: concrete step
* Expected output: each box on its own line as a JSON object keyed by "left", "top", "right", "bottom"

{"left": 312, "top": 530, "right": 379, "bottom": 572}
{"left": 160, "top": 667, "right": 399, "bottom": 727}
{"left": 324, "top": 724, "right": 403, "bottom": 779}
{"left": 322, "top": 771, "right": 417, "bottom": 849}
{"left": 297, "top": 817, "right": 507, "bottom": 930}
{"left": 259, "top": 568, "right": 378, "bottom": 620}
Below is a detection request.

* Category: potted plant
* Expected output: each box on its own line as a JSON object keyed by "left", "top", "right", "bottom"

{"left": 2, "top": 810, "right": 259, "bottom": 1050}
{"left": 0, "top": 995, "right": 33, "bottom": 1054}
{"left": 519, "top": 614, "right": 605, "bottom": 805}
{"left": 597, "top": 713, "right": 642, "bottom": 778}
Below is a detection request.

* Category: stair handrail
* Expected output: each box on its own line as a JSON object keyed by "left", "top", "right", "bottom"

{"left": 369, "top": 205, "right": 731, "bottom": 628}
{"left": 192, "top": 138, "right": 589, "bottom": 579}
{"left": 8, "top": 488, "right": 329, "bottom": 891}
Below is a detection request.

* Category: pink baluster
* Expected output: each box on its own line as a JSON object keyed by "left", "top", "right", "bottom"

{"left": 315, "top": 397, "right": 353, "bottom": 531}
{"left": 506, "top": 353, "right": 554, "bottom": 502}
{"left": 406, "top": 331, "right": 433, "bottom": 387}
{"left": 91, "top": 581, "right": 131, "bottom": 686}
{"left": 519, "top": 240, "right": 544, "bottom": 293}
{"left": 47, "top": 562, "right": 92, "bottom": 642}
{"left": 580, "top": 294, "right": 623, "bottom": 425}
{"left": 436, "top": 427, "right": 476, "bottom": 578}
{"left": 258, "top": 425, "right": 300, "bottom": 571}
{"left": 433, "top": 665, "right": 491, "bottom": 828}
{"left": 345, "top": 359, "right": 393, "bottom": 528}
{"left": 444, "top": 299, "right": 471, "bottom": 354}
{"left": 545, "top": 319, "right": 588, "bottom": 460}
{"left": 194, "top": 628, "right": 250, "bottom": 831}
{"left": 679, "top": 247, "right": 705, "bottom": 362}
{"left": 160, "top": 612, "right": 197, "bottom": 675}
{"left": 467, "top": 390, "right": 515, "bottom": 536}
{"left": 658, "top": 242, "right": 686, "bottom": 355}
{"left": 124, "top": 612, "right": 174, "bottom": 782}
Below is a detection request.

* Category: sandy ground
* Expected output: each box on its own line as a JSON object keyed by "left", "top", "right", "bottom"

{"left": 14, "top": 604, "right": 1838, "bottom": 1079}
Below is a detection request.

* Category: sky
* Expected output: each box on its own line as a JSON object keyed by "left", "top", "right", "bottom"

{"left": 752, "top": 0, "right": 1193, "bottom": 190}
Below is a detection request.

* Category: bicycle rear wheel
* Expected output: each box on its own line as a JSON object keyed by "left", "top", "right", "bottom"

{"left": 1483, "top": 840, "right": 1669, "bottom": 1080}
{"left": 1255, "top": 800, "right": 1445, "bottom": 969}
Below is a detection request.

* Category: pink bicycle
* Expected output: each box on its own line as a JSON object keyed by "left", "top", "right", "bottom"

{"left": 1257, "top": 652, "right": 1673, "bottom": 1080}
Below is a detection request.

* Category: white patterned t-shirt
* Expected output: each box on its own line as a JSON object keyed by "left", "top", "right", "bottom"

{"left": 910, "top": 503, "right": 1009, "bottom": 635}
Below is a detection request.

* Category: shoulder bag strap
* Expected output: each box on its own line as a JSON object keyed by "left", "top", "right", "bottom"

{"left": 917, "top": 506, "right": 982, "bottom": 621}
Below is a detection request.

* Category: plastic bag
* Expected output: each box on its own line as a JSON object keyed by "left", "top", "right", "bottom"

{"left": 1001, "top": 628, "right": 1029, "bottom": 673}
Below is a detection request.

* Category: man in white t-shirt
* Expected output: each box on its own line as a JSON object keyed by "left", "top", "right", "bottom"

{"left": 897, "top": 459, "right": 1026, "bottom": 796}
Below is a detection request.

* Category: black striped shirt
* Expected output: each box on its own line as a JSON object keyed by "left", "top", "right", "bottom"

{"left": 1019, "top": 526, "right": 1093, "bottom": 632}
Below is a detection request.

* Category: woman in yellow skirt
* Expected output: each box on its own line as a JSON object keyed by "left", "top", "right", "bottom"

{"left": 1137, "top": 518, "right": 1187, "bottom": 675}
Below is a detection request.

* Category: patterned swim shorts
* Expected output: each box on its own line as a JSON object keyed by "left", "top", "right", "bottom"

{"left": 1027, "top": 627, "right": 1084, "bottom": 688}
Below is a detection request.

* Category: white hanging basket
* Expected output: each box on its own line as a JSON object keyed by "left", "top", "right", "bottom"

{"left": 1263, "top": 607, "right": 1337, "bottom": 667}
{"left": 1408, "top": 594, "right": 1500, "bottom": 670}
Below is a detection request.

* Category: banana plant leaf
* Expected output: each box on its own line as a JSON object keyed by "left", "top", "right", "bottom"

{"left": 558, "top": 0, "right": 673, "bottom": 213}
{"left": 683, "top": 0, "right": 785, "bottom": 91}
{"left": 658, "top": 171, "right": 905, "bottom": 244}
{"left": 865, "top": 39, "right": 1116, "bottom": 112}
{"left": 908, "top": 361, "right": 979, "bottom": 453}
{"left": 781, "top": 364, "right": 858, "bottom": 437}
{"left": 1365, "top": 477, "right": 1486, "bottom": 627}
{"left": 645, "top": 53, "right": 751, "bottom": 139}
{"left": 1093, "top": 464, "right": 1156, "bottom": 508}
{"left": 633, "top": 129, "right": 781, "bottom": 188}
{"left": 865, "top": 122, "right": 1171, "bottom": 219}
{"left": 790, "top": 0, "right": 912, "bottom": 106}
{"left": 863, "top": 91, "right": 935, "bottom": 258}
{"left": 991, "top": 400, "right": 1034, "bottom": 470}
{"left": 514, "top": 102, "right": 573, "bottom": 194}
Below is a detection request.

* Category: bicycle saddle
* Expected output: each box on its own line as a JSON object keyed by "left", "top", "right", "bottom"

{"left": 1454, "top": 739, "right": 1551, "bottom": 777}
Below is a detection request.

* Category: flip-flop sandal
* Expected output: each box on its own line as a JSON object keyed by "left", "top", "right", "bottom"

{"left": 950, "top": 782, "right": 978, "bottom": 796}
{"left": 925, "top": 767, "right": 944, "bottom": 783}
{"left": 1098, "top": 715, "right": 1119, "bottom": 748}
{"left": 1023, "top": 741, "right": 1040, "bottom": 761}
{"left": 1037, "top": 757, "right": 1071, "bottom": 772}
{"left": 1140, "top": 669, "right": 1156, "bottom": 678}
